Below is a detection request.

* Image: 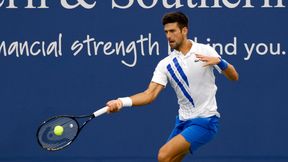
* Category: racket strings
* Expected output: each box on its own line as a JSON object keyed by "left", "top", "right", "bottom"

{"left": 37, "top": 117, "right": 79, "bottom": 150}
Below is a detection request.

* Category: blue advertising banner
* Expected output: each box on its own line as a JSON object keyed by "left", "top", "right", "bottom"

{"left": 0, "top": 0, "right": 287, "bottom": 161}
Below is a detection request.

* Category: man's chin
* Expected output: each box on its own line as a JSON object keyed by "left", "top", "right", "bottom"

{"left": 169, "top": 43, "right": 176, "bottom": 49}
{"left": 169, "top": 45, "right": 178, "bottom": 50}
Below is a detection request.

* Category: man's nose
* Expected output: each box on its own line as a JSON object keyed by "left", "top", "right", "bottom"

{"left": 166, "top": 32, "right": 171, "bottom": 40}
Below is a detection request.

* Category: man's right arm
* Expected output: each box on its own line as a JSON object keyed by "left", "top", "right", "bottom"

{"left": 106, "top": 82, "right": 164, "bottom": 113}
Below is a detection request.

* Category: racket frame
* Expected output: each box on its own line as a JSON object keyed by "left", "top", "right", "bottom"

{"left": 36, "top": 106, "right": 108, "bottom": 151}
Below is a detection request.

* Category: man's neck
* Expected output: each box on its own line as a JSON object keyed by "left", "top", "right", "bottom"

{"left": 179, "top": 39, "right": 192, "bottom": 55}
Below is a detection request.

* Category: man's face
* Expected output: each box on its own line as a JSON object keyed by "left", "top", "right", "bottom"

{"left": 164, "top": 22, "right": 187, "bottom": 50}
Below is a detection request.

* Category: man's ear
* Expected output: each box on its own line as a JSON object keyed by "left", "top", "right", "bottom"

{"left": 182, "top": 27, "right": 188, "bottom": 35}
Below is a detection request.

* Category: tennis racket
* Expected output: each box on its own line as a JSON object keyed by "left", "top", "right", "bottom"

{"left": 36, "top": 106, "right": 108, "bottom": 151}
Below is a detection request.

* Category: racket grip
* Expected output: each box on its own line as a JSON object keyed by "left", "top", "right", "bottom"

{"left": 93, "top": 106, "right": 109, "bottom": 117}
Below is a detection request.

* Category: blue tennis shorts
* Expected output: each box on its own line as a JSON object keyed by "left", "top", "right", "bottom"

{"left": 167, "top": 115, "right": 219, "bottom": 153}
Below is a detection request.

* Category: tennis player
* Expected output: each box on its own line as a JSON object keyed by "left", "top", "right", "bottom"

{"left": 106, "top": 11, "right": 238, "bottom": 162}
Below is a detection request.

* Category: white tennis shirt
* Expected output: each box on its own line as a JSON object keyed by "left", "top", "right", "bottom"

{"left": 151, "top": 40, "right": 221, "bottom": 121}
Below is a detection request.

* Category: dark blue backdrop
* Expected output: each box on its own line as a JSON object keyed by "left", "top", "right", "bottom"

{"left": 0, "top": 1, "right": 287, "bottom": 162}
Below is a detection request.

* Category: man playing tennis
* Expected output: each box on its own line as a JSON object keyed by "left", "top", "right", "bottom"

{"left": 106, "top": 12, "right": 239, "bottom": 162}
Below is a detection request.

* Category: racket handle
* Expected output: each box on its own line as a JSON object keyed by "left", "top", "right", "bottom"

{"left": 93, "top": 106, "right": 109, "bottom": 117}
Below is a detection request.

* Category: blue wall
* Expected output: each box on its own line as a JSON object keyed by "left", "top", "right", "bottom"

{"left": 0, "top": 1, "right": 287, "bottom": 161}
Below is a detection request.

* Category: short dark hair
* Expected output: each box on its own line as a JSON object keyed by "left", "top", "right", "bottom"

{"left": 162, "top": 11, "right": 189, "bottom": 29}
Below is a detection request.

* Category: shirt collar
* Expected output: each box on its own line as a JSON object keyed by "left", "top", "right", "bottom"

{"left": 174, "top": 40, "right": 196, "bottom": 59}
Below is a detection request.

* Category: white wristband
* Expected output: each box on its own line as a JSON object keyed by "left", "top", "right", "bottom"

{"left": 118, "top": 97, "right": 133, "bottom": 107}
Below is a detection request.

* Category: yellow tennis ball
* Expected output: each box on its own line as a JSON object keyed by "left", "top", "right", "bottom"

{"left": 54, "top": 125, "right": 64, "bottom": 136}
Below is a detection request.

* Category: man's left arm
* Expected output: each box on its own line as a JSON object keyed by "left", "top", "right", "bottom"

{"left": 221, "top": 63, "right": 239, "bottom": 81}
{"left": 195, "top": 54, "right": 239, "bottom": 81}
